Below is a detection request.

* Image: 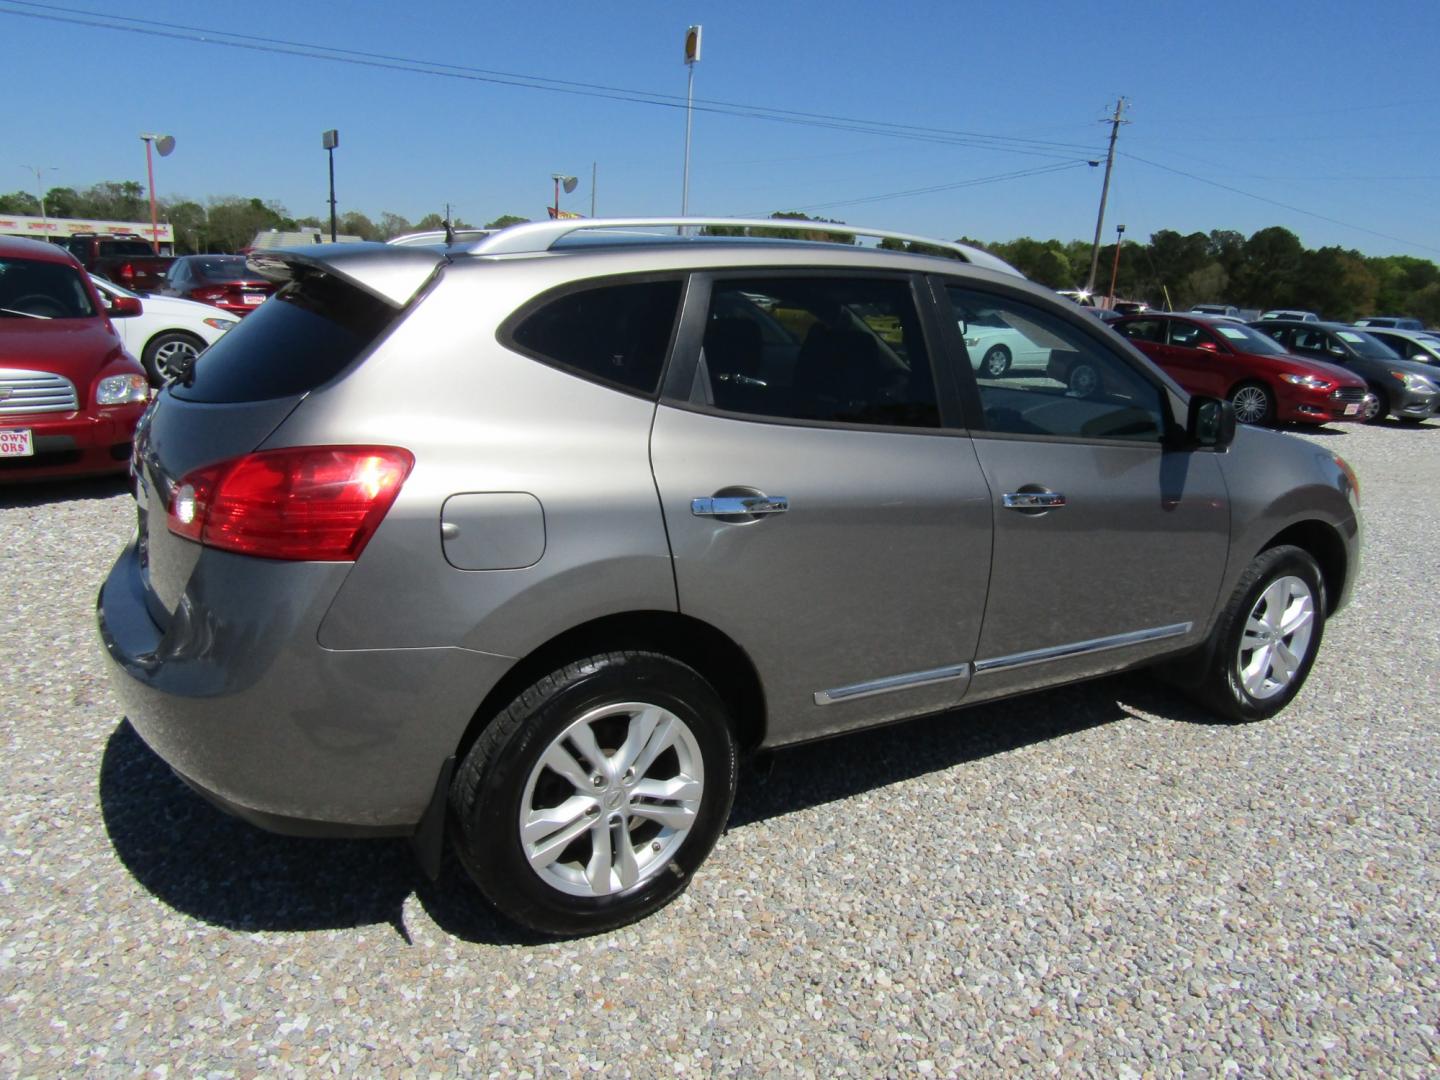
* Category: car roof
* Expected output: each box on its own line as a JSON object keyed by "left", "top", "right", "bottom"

{"left": 0, "top": 235, "right": 83, "bottom": 265}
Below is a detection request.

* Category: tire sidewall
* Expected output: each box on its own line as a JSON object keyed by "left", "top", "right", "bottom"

{"left": 1213, "top": 546, "right": 1326, "bottom": 721}
{"left": 142, "top": 331, "right": 202, "bottom": 386}
{"left": 454, "top": 654, "right": 737, "bottom": 936}
{"left": 983, "top": 345, "right": 1011, "bottom": 377}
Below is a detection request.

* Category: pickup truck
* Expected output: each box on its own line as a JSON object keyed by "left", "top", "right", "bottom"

{"left": 62, "top": 234, "right": 174, "bottom": 295}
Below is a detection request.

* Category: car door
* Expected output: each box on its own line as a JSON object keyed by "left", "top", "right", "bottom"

{"left": 1160, "top": 321, "right": 1231, "bottom": 398}
{"left": 938, "top": 281, "right": 1231, "bottom": 703}
{"left": 650, "top": 272, "right": 995, "bottom": 746}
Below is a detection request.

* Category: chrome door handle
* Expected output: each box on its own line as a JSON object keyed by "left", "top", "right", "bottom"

{"left": 691, "top": 495, "right": 789, "bottom": 516}
{"left": 1002, "top": 491, "right": 1066, "bottom": 509}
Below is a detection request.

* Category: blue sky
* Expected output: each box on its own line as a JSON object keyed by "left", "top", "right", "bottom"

{"left": 5, "top": 0, "right": 1439, "bottom": 260}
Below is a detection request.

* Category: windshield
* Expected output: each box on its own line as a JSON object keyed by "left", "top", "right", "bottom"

{"left": 191, "top": 257, "right": 264, "bottom": 283}
{"left": 1336, "top": 330, "right": 1400, "bottom": 359}
{"left": 0, "top": 257, "right": 97, "bottom": 319}
{"left": 1212, "top": 323, "right": 1287, "bottom": 355}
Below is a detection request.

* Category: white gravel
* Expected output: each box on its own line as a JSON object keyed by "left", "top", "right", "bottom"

{"left": 2, "top": 419, "right": 1438, "bottom": 1077}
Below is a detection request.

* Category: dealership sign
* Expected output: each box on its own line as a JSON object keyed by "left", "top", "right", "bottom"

{"left": 0, "top": 213, "right": 174, "bottom": 243}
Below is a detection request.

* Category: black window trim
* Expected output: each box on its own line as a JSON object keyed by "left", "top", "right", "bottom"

{"left": 659, "top": 267, "right": 964, "bottom": 435}
{"left": 496, "top": 270, "right": 688, "bottom": 401}
{"left": 929, "top": 274, "right": 1187, "bottom": 446}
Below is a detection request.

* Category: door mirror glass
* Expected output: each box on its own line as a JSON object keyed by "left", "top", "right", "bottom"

{"left": 1196, "top": 340, "right": 1219, "bottom": 354}
{"left": 1187, "top": 395, "right": 1235, "bottom": 449}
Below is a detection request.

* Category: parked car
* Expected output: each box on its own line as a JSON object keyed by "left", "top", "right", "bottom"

{"left": 63, "top": 233, "right": 174, "bottom": 295}
{"left": 1112, "top": 313, "right": 1371, "bottom": 426}
{"left": 1353, "top": 316, "right": 1424, "bottom": 331}
{"left": 161, "top": 255, "right": 277, "bottom": 316}
{"left": 1190, "top": 304, "right": 1242, "bottom": 318}
{"left": 90, "top": 275, "right": 239, "bottom": 386}
{"left": 1249, "top": 320, "right": 1439, "bottom": 422}
{"left": 0, "top": 236, "right": 150, "bottom": 481}
{"left": 958, "top": 307, "right": 1055, "bottom": 375}
{"left": 99, "top": 218, "right": 1361, "bottom": 936}
{"left": 1361, "top": 328, "right": 1440, "bottom": 367}
{"left": 1259, "top": 309, "right": 1319, "bottom": 322}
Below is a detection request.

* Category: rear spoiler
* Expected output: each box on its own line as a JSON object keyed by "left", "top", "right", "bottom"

{"left": 246, "top": 242, "right": 445, "bottom": 309}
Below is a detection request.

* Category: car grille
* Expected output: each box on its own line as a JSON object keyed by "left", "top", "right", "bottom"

{"left": 1330, "top": 387, "right": 1367, "bottom": 405}
{"left": 0, "top": 369, "right": 79, "bottom": 416}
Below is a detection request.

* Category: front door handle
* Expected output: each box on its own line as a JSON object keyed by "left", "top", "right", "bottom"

{"left": 1002, "top": 491, "right": 1066, "bottom": 510}
{"left": 692, "top": 495, "right": 789, "bottom": 517}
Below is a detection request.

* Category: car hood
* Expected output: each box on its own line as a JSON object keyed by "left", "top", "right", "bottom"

{"left": 1382, "top": 356, "right": 1440, "bottom": 379}
{"left": 0, "top": 318, "right": 127, "bottom": 379}
{"left": 1274, "top": 353, "right": 1366, "bottom": 387}
{"left": 134, "top": 293, "right": 241, "bottom": 322}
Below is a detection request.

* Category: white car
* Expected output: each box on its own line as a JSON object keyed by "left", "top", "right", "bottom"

{"left": 961, "top": 309, "right": 1054, "bottom": 377}
{"left": 90, "top": 274, "right": 239, "bottom": 385}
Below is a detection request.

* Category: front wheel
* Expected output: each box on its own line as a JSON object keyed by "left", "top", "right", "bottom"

{"left": 142, "top": 331, "right": 205, "bottom": 386}
{"left": 1229, "top": 382, "right": 1274, "bottom": 426}
{"left": 449, "top": 651, "right": 738, "bottom": 936}
{"left": 1188, "top": 545, "right": 1326, "bottom": 722}
{"left": 1363, "top": 386, "right": 1389, "bottom": 423}
{"left": 981, "top": 344, "right": 1012, "bottom": 377}
{"left": 1067, "top": 362, "right": 1100, "bottom": 398}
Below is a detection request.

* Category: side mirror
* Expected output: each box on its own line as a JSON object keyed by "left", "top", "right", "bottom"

{"left": 1187, "top": 395, "right": 1235, "bottom": 450}
{"left": 1196, "top": 340, "right": 1219, "bottom": 353}
{"left": 956, "top": 319, "right": 968, "bottom": 337}
{"left": 107, "top": 295, "right": 143, "bottom": 318}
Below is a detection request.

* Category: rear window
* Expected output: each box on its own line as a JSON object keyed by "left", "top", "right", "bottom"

{"left": 171, "top": 274, "right": 395, "bottom": 402}
{"left": 99, "top": 240, "right": 156, "bottom": 257}
{"left": 189, "top": 257, "right": 260, "bottom": 282}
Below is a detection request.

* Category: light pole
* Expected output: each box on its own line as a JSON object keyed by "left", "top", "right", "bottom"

{"left": 551, "top": 173, "right": 577, "bottom": 218}
{"left": 682, "top": 25, "right": 701, "bottom": 215}
{"left": 322, "top": 130, "right": 339, "bottom": 242}
{"left": 19, "top": 165, "right": 56, "bottom": 226}
{"left": 1107, "top": 223, "right": 1126, "bottom": 306}
{"left": 139, "top": 133, "right": 175, "bottom": 253}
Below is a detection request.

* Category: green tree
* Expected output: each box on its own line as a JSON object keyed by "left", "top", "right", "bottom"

{"left": 338, "top": 210, "right": 380, "bottom": 241}
{"left": 79, "top": 180, "right": 148, "bottom": 220}
{"left": 162, "top": 198, "right": 209, "bottom": 254}
{"left": 484, "top": 214, "right": 528, "bottom": 229}
{"left": 207, "top": 196, "right": 289, "bottom": 252}
{"left": 0, "top": 191, "right": 41, "bottom": 215}
{"left": 378, "top": 211, "right": 412, "bottom": 239}
{"left": 1233, "top": 226, "right": 1304, "bottom": 309}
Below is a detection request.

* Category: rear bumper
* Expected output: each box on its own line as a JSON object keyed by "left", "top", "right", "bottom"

{"left": 96, "top": 537, "right": 515, "bottom": 834}
{"left": 0, "top": 406, "right": 143, "bottom": 481}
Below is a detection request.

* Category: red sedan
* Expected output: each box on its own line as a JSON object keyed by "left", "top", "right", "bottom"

{"left": 0, "top": 237, "right": 150, "bottom": 482}
{"left": 1112, "top": 313, "right": 1371, "bottom": 425}
{"left": 161, "top": 255, "right": 277, "bottom": 316}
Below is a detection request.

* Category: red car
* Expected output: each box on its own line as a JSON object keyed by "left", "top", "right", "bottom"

{"left": 1112, "top": 313, "right": 1371, "bottom": 425}
{"left": 0, "top": 236, "right": 150, "bottom": 482}
{"left": 161, "top": 255, "right": 277, "bottom": 316}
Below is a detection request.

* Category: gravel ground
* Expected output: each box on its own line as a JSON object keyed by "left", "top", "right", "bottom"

{"left": 2, "top": 419, "right": 1438, "bottom": 1077}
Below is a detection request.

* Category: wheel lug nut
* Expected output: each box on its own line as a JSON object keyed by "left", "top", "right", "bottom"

{"left": 586, "top": 804, "right": 599, "bottom": 816}
{"left": 623, "top": 768, "right": 635, "bottom": 783}
{"left": 591, "top": 775, "right": 605, "bottom": 788}
{"left": 651, "top": 841, "right": 662, "bottom": 852}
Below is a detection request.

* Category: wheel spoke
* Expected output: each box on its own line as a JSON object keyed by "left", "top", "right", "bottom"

{"left": 1271, "top": 639, "right": 1301, "bottom": 683}
{"left": 613, "top": 822, "right": 640, "bottom": 889}
{"left": 629, "top": 801, "right": 697, "bottom": 831}
{"left": 627, "top": 715, "right": 679, "bottom": 779}
{"left": 566, "top": 721, "right": 610, "bottom": 778}
{"left": 614, "top": 705, "right": 666, "bottom": 774}
{"left": 1258, "top": 580, "right": 1288, "bottom": 629}
{"left": 542, "top": 742, "right": 594, "bottom": 793}
{"left": 633, "top": 775, "right": 703, "bottom": 803}
{"left": 1241, "top": 643, "right": 1274, "bottom": 695}
{"left": 525, "top": 808, "right": 598, "bottom": 870}
{"left": 1279, "top": 599, "right": 1314, "bottom": 638}
{"left": 585, "top": 816, "right": 614, "bottom": 893}
{"left": 523, "top": 795, "right": 594, "bottom": 844}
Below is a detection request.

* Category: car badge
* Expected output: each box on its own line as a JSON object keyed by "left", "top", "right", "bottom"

{"left": 0, "top": 386, "right": 12, "bottom": 401}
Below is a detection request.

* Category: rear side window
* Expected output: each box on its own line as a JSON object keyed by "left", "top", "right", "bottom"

{"left": 0, "top": 258, "right": 96, "bottom": 319}
{"left": 507, "top": 280, "right": 682, "bottom": 395}
{"left": 171, "top": 274, "right": 395, "bottom": 403}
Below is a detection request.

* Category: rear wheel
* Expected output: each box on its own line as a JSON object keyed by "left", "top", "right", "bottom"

{"left": 1187, "top": 545, "right": 1326, "bottom": 722}
{"left": 981, "top": 344, "right": 1012, "bottom": 377}
{"left": 142, "top": 331, "right": 205, "bottom": 386}
{"left": 1229, "top": 382, "right": 1275, "bottom": 426}
{"left": 1363, "top": 386, "right": 1388, "bottom": 422}
{"left": 449, "top": 651, "right": 738, "bottom": 936}
{"left": 1067, "top": 361, "right": 1100, "bottom": 398}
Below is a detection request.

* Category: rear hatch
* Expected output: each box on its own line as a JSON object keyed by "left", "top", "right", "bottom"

{"left": 132, "top": 243, "right": 444, "bottom": 626}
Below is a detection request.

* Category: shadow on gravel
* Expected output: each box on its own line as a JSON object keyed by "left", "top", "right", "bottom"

{"left": 0, "top": 474, "right": 129, "bottom": 508}
{"left": 100, "top": 673, "right": 1211, "bottom": 944}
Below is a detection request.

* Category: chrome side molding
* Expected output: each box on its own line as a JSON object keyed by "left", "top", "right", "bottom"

{"left": 814, "top": 662, "right": 970, "bottom": 706}
{"left": 974, "top": 622, "right": 1193, "bottom": 675}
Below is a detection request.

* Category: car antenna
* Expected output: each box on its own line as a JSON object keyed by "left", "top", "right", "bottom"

{"left": 443, "top": 203, "right": 455, "bottom": 246}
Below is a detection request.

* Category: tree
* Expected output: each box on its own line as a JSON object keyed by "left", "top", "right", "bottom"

{"left": 378, "top": 211, "right": 413, "bottom": 240}
{"left": 207, "top": 196, "right": 289, "bottom": 252}
{"left": 80, "top": 181, "right": 148, "bottom": 221}
{"left": 162, "top": 198, "right": 208, "bottom": 254}
{"left": 0, "top": 191, "right": 40, "bottom": 215}
{"left": 485, "top": 214, "right": 528, "bottom": 229}
{"left": 338, "top": 210, "right": 380, "bottom": 241}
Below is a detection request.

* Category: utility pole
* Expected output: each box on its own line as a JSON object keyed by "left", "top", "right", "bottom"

{"left": 1084, "top": 97, "right": 1128, "bottom": 295}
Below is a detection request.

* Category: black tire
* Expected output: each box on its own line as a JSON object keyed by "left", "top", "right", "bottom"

{"left": 1187, "top": 545, "right": 1326, "bottom": 722}
{"left": 449, "top": 651, "right": 738, "bottom": 936}
{"left": 981, "top": 344, "right": 1012, "bottom": 377}
{"left": 1363, "top": 385, "right": 1389, "bottom": 423}
{"left": 141, "top": 331, "right": 205, "bottom": 386}
{"left": 1067, "top": 361, "right": 1100, "bottom": 398}
{"left": 1228, "top": 382, "right": 1275, "bottom": 426}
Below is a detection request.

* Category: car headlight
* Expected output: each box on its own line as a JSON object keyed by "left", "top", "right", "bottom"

{"left": 964, "top": 336, "right": 980, "bottom": 347}
{"left": 1390, "top": 370, "right": 1439, "bottom": 392}
{"left": 203, "top": 317, "right": 237, "bottom": 332}
{"left": 1279, "top": 373, "right": 1333, "bottom": 389}
{"left": 96, "top": 374, "right": 150, "bottom": 405}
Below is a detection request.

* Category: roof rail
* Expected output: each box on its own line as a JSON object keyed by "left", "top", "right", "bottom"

{"left": 464, "top": 217, "right": 1022, "bottom": 277}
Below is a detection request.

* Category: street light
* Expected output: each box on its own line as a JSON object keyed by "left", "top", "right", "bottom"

{"left": 1107, "top": 223, "right": 1127, "bottom": 306}
{"left": 139, "top": 133, "right": 175, "bottom": 253}
{"left": 551, "top": 173, "right": 577, "bottom": 219}
{"left": 19, "top": 165, "right": 56, "bottom": 226}
{"left": 322, "top": 129, "right": 339, "bottom": 242}
{"left": 681, "top": 24, "right": 702, "bottom": 215}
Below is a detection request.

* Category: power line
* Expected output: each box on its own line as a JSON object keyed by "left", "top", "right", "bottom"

{"left": 0, "top": 1, "right": 1102, "bottom": 162}
{"left": 774, "top": 162, "right": 1090, "bottom": 215}
{"left": 1119, "top": 150, "right": 1440, "bottom": 256}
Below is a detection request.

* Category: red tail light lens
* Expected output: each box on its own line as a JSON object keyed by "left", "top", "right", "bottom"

{"left": 194, "top": 288, "right": 227, "bottom": 302}
{"left": 166, "top": 446, "right": 415, "bottom": 561}
{"left": 116, "top": 262, "right": 136, "bottom": 281}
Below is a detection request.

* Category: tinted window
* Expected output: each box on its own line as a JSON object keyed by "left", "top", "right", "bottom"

{"left": 947, "top": 286, "right": 1165, "bottom": 442}
{"left": 171, "top": 275, "right": 395, "bottom": 402}
{"left": 99, "top": 240, "right": 156, "bottom": 257}
{"left": 510, "top": 280, "right": 681, "bottom": 395}
{"left": 1117, "top": 318, "right": 1164, "bottom": 343}
{"left": 695, "top": 277, "right": 938, "bottom": 428}
{"left": 0, "top": 258, "right": 97, "bottom": 319}
{"left": 189, "top": 257, "right": 263, "bottom": 283}
{"left": 1168, "top": 322, "right": 1221, "bottom": 350}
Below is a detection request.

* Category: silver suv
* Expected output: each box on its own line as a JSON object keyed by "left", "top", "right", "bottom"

{"left": 98, "top": 218, "right": 1361, "bottom": 935}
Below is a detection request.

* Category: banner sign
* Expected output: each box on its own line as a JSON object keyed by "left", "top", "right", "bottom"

{"left": 0, "top": 214, "right": 174, "bottom": 243}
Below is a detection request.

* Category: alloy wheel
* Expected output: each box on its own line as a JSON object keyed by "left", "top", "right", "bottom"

{"left": 1230, "top": 385, "right": 1271, "bottom": 425}
{"left": 1236, "top": 575, "right": 1316, "bottom": 699}
{"left": 153, "top": 338, "right": 200, "bottom": 381}
{"left": 519, "top": 701, "right": 705, "bottom": 897}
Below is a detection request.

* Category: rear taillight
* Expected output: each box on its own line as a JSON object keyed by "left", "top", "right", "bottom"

{"left": 194, "top": 288, "right": 227, "bottom": 302}
{"left": 166, "top": 446, "right": 414, "bottom": 561}
{"left": 116, "top": 262, "right": 136, "bottom": 281}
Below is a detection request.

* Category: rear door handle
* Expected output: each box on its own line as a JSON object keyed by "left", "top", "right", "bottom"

{"left": 1002, "top": 491, "right": 1066, "bottom": 510}
{"left": 692, "top": 495, "right": 789, "bottom": 517}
